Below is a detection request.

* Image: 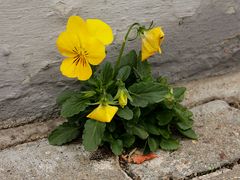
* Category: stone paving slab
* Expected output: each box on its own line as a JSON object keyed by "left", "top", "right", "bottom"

{"left": 0, "top": 140, "right": 130, "bottom": 180}
{"left": 0, "top": 118, "right": 64, "bottom": 150}
{"left": 128, "top": 100, "right": 240, "bottom": 179}
{"left": 181, "top": 71, "right": 240, "bottom": 108}
{"left": 193, "top": 164, "right": 240, "bottom": 180}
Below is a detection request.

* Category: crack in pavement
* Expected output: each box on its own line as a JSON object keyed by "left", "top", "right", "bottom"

{"left": 184, "top": 158, "right": 240, "bottom": 180}
{"left": 0, "top": 135, "right": 47, "bottom": 151}
{"left": 118, "top": 157, "right": 139, "bottom": 180}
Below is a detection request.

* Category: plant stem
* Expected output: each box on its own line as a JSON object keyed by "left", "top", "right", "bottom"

{"left": 116, "top": 23, "right": 140, "bottom": 67}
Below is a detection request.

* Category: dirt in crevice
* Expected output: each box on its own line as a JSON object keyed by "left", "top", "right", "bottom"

{"left": 228, "top": 101, "right": 240, "bottom": 110}
{"left": 89, "top": 146, "right": 113, "bottom": 161}
{"left": 118, "top": 156, "right": 140, "bottom": 180}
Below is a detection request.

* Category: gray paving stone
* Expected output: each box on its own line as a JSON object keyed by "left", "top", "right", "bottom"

{"left": 0, "top": 140, "right": 130, "bottom": 180}
{"left": 128, "top": 100, "right": 240, "bottom": 179}
{"left": 181, "top": 72, "right": 240, "bottom": 108}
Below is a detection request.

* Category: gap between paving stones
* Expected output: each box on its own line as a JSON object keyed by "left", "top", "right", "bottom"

{"left": 194, "top": 164, "right": 240, "bottom": 180}
{"left": 185, "top": 158, "right": 240, "bottom": 180}
{"left": 0, "top": 118, "right": 64, "bottom": 150}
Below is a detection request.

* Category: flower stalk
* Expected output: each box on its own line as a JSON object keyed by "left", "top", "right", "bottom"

{"left": 116, "top": 23, "right": 140, "bottom": 67}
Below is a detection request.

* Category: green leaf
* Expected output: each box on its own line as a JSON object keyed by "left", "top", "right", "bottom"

{"left": 133, "top": 107, "right": 141, "bottom": 119}
{"left": 110, "top": 139, "right": 123, "bottom": 155}
{"left": 116, "top": 66, "right": 131, "bottom": 81}
{"left": 81, "top": 90, "right": 96, "bottom": 98}
{"left": 117, "top": 106, "right": 133, "bottom": 120}
{"left": 173, "top": 87, "right": 186, "bottom": 102}
{"left": 48, "top": 122, "right": 80, "bottom": 145}
{"left": 156, "top": 110, "right": 173, "bottom": 126}
{"left": 121, "top": 134, "right": 135, "bottom": 148}
{"left": 156, "top": 76, "right": 169, "bottom": 85}
{"left": 56, "top": 90, "right": 75, "bottom": 106}
{"left": 148, "top": 137, "right": 159, "bottom": 152}
{"left": 87, "top": 77, "right": 101, "bottom": 88}
{"left": 174, "top": 104, "right": 193, "bottom": 130}
{"left": 177, "top": 121, "right": 193, "bottom": 130}
{"left": 160, "top": 138, "right": 179, "bottom": 151}
{"left": 129, "top": 82, "right": 168, "bottom": 107}
{"left": 144, "top": 123, "right": 161, "bottom": 135}
{"left": 130, "top": 126, "right": 149, "bottom": 139}
{"left": 100, "top": 62, "right": 114, "bottom": 85}
{"left": 178, "top": 128, "right": 198, "bottom": 140}
{"left": 103, "top": 131, "right": 114, "bottom": 142}
{"left": 61, "top": 97, "right": 89, "bottom": 118}
{"left": 134, "top": 59, "right": 152, "bottom": 81}
{"left": 107, "top": 121, "right": 116, "bottom": 132}
{"left": 159, "top": 128, "right": 170, "bottom": 139}
{"left": 163, "top": 99, "right": 175, "bottom": 109}
{"left": 174, "top": 104, "right": 193, "bottom": 120}
{"left": 118, "top": 50, "right": 137, "bottom": 68}
{"left": 82, "top": 120, "right": 106, "bottom": 151}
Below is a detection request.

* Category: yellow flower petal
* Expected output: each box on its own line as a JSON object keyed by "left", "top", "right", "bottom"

{"left": 60, "top": 57, "right": 78, "bottom": 78}
{"left": 86, "top": 19, "right": 113, "bottom": 45}
{"left": 141, "top": 27, "right": 164, "bottom": 61}
{"left": 60, "top": 57, "right": 92, "bottom": 81}
{"left": 76, "top": 60, "right": 92, "bottom": 81}
{"left": 56, "top": 31, "right": 80, "bottom": 57}
{"left": 83, "top": 37, "right": 106, "bottom": 65}
{"left": 87, "top": 104, "right": 118, "bottom": 123}
{"left": 66, "top": 16, "right": 89, "bottom": 35}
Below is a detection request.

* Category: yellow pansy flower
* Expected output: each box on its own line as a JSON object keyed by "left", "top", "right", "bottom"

{"left": 57, "top": 16, "right": 113, "bottom": 81}
{"left": 87, "top": 104, "right": 118, "bottom": 123}
{"left": 141, "top": 27, "right": 164, "bottom": 61}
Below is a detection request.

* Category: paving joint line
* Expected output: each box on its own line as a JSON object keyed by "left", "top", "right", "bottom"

{"left": 183, "top": 158, "right": 240, "bottom": 179}
{"left": 0, "top": 136, "right": 47, "bottom": 151}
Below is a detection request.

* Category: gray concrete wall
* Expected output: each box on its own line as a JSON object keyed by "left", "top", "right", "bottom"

{"left": 0, "top": 0, "right": 239, "bottom": 129}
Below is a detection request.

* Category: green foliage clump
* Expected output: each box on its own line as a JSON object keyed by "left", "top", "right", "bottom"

{"left": 48, "top": 50, "right": 197, "bottom": 155}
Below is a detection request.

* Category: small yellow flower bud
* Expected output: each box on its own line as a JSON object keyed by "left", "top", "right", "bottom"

{"left": 118, "top": 90, "right": 128, "bottom": 108}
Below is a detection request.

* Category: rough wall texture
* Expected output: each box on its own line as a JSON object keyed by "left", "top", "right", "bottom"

{"left": 0, "top": 0, "right": 239, "bottom": 129}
